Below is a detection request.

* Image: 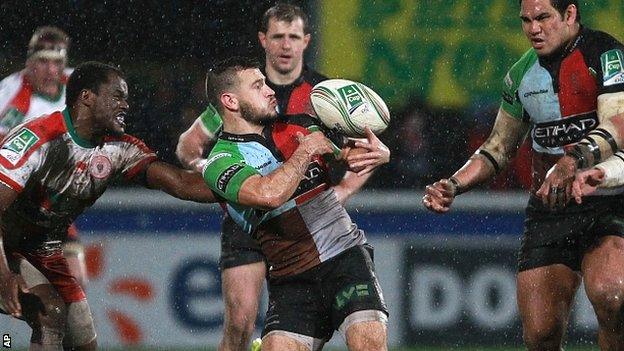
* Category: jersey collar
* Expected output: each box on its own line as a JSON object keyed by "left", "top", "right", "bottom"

{"left": 63, "top": 108, "right": 96, "bottom": 148}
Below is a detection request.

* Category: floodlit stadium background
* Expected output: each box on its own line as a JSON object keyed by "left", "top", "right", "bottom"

{"left": 1, "top": 0, "right": 623, "bottom": 349}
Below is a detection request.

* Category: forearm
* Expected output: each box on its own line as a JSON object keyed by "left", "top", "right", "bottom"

{"left": 451, "top": 109, "right": 527, "bottom": 193}
{"left": 567, "top": 93, "right": 624, "bottom": 168}
{"left": 333, "top": 170, "right": 373, "bottom": 205}
{"left": 239, "top": 146, "right": 315, "bottom": 209}
{"left": 146, "top": 162, "right": 216, "bottom": 203}
{"left": 594, "top": 150, "right": 624, "bottom": 188}
{"left": 0, "top": 237, "right": 12, "bottom": 280}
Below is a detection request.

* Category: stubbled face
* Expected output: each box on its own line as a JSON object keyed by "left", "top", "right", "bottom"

{"left": 26, "top": 57, "right": 65, "bottom": 97}
{"left": 234, "top": 68, "right": 277, "bottom": 123}
{"left": 91, "top": 74, "right": 129, "bottom": 137}
{"left": 520, "top": 0, "right": 577, "bottom": 57}
{"left": 260, "top": 18, "right": 310, "bottom": 76}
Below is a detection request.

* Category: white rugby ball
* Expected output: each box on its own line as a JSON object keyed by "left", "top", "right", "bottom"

{"left": 310, "top": 79, "right": 390, "bottom": 137}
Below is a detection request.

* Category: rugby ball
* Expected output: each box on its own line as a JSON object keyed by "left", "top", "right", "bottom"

{"left": 310, "top": 79, "right": 390, "bottom": 137}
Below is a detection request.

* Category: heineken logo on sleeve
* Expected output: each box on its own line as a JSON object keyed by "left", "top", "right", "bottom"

{"left": 0, "top": 128, "right": 39, "bottom": 165}
{"left": 601, "top": 49, "right": 624, "bottom": 86}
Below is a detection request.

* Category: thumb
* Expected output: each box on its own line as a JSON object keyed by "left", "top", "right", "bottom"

{"left": 364, "top": 126, "right": 375, "bottom": 141}
{"left": 296, "top": 131, "right": 305, "bottom": 143}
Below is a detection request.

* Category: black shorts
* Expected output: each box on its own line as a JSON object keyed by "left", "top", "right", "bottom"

{"left": 219, "top": 215, "right": 264, "bottom": 270}
{"left": 518, "top": 194, "right": 624, "bottom": 272}
{"left": 262, "top": 244, "right": 387, "bottom": 340}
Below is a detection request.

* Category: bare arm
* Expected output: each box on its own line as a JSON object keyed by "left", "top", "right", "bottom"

{"left": 237, "top": 131, "right": 334, "bottom": 209}
{"left": 145, "top": 161, "right": 217, "bottom": 203}
{"left": 0, "top": 184, "right": 24, "bottom": 317}
{"left": 334, "top": 126, "right": 391, "bottom": 204}
{"left": 176, "top": 117, "right": 217, "bottom": 173}
{"left": 423, "top": 108, "right": 529, "bottom": 213}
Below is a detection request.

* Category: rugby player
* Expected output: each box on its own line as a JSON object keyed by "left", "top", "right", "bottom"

{"left": 0, "top": 26, "right": 89, "bottom": 289}
{"left": 176, "top": 4, "right": 387, "bottom": 350}
{"left": 423, "top": 1, "right": 624, "bottom": 349}
{"left": 0, "top": 61, "right": 216, "bottom": 350}
{"left": 199, "top": 56, "right": 388, "bottom": 351}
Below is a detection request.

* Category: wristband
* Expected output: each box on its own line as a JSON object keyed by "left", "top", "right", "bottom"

{"left": 449, "top": 177, "right": 464, "bottom": 196}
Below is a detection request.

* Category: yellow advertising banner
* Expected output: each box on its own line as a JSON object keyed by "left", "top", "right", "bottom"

{"left": 319, "top": 0, "right": 624, "bottom": 108}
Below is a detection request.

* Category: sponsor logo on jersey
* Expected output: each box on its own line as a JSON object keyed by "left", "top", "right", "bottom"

{"left": 89, "top": 155, "right": 113, "bottom": 179}
{"left": 206, "top": 152, "right": 231, "bottom": 167}
{"left": 0, "top": 128, "right": 39, "bottom": 165}
{"left": 601, "top": 49, "right": 624, "bottom": 86}
{"left": 337, "top": 84, "right": 365, "bottom": 112}
{"left": 524, "top": 89, "right": 549, "bottom": 98}
{"left": 217, "top": 164, "right": 244, "bottom": 192}
{"left": 532, "top": 113, "right": 598, "bottom": 148}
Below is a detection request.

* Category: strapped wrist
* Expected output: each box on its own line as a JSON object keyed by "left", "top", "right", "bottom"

{"left": 449, "top": 177, "right": 464, "bottom": 196}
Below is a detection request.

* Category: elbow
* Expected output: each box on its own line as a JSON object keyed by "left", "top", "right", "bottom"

{"left": 254, "top": 190, "right": 290, "bottom": 209}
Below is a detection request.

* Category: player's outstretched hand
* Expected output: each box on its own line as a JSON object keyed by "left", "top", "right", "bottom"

{"left": 572, "top": 167, "right": 605, "bottom": 204}
{"left": 422, "top": 179, "right": 456, "bottom": 213}
{"left": 346, "top": 127, "right": 390, "bottom": 176}
{"left": 536, "top": 156, "right": 576, "bottom": 209}
{"left": 296, "top": 131, "right": 334, "bottom": 157}
{"left": 0, "top": 272, "right": 28, "bottom": 318}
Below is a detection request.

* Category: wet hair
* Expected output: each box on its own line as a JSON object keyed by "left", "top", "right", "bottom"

{"left": 205, "top": 56, "right": 261, "bottom": 110}
{"left": 260, "top": 2, "right": 310, "bottom": 34}
{"left": 66, "top": 61, "right": 124, "bottom": 107}
{"left": 27, "top": 26, "right": 70, "bottom": 58}
{"left": 519, "top": 0, "right": 581, "bottom": 22}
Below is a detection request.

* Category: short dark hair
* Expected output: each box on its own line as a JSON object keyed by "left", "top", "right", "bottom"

{"left": 519, "top": 0, "right": 581, "bottom": 22}
{"left": 27, "top": 26, "right": 70, "bottom": 58}
{"left": 205, "top": 56, "right": 260, "bottom": 110}
{"left": 66, "top": 61, "right": 124, "bottom": 107}
{"left": 260, "top": 3, "right": 310, "bottom": 34}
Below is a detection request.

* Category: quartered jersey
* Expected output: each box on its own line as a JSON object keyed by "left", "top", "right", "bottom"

{"left": 0, "top": 109, "right": 157, "bottom": 251}
{"left": 501, "top": 27, "right": 624, "bottom": 194}
{"left": 0, "top": 69, "right": 73, "bottom": 137}
{"left": 202, "top": 114, "right": 365, "bottom": 277}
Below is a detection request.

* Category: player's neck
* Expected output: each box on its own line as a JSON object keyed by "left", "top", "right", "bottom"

{"left": 265, "top": 63, "right": 302, "bottom": 86}
{"left": 70, "top": 107, "right": 101, "bottom": 144}
{"left": 222, "top": 113, "right": 264, "bottom": 136}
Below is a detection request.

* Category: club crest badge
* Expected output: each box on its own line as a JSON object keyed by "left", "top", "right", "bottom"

{"left": 89, "top": 155, "right": 112, "bottom": 179}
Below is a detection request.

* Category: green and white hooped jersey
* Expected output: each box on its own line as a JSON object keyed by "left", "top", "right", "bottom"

{"left": 500, "top": 27, "right": 624, "bottom": 194}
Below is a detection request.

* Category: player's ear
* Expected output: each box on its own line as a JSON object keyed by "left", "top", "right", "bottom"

{"left": 221, "top": 93, "right": 238, "bottom": 112}
{"left": 303, "top": 33, "right": 311, "bottom": 49}
{"left": 258, "top": 31, "right": 267, "bottom": 49}
{"left": 79, "top": 89, "right": 95, "bottom": 107}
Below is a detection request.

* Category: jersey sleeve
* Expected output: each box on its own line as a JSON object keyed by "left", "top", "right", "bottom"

{"left": 198, "top": 104, "right": 223, "bottom": 137}
{"left": 0, "top": 127, "right": 45, "bottom": 192}
{"left": 595, "top": 41, "right": 624, "bottom": 95}
{"left": 116, "top": 135, "right": 158, "bottom": 182}
{"left": 500, "top": 49, "right": 536, "bottom": 121}
{"left": 201, "top": 146, "right": 259, "bottom": 203}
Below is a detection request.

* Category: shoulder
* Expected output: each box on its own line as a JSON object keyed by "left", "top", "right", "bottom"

{"left": 103, "top": 133, "right": 154, "bottom": 153}
{"left": 281, "top": 113, "right": 319, "bottom": 128}
{"left": 0, "top": 71, "right": 23, "bottom": 88}
{"left": 21, "top": 110, "right": 67, "bottom": 142}
{"left": 581, "top": 28, "right": 624, "bottom": 52}
{"left": 503, "top": 49, "right": 538, "bottom": 90}
{"left": 0, "top": 111, "right": 65, "bottom": 169}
